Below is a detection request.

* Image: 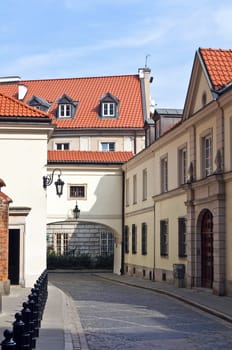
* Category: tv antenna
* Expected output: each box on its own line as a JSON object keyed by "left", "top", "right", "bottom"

{"left": 145, "top": 54, "right": 151, "bottom": 68}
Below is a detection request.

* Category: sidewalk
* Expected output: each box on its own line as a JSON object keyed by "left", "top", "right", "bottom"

{"left": 0, "top": 272, "right": 232, "bottom": 350}
{"left": 96, "top": 272, "right": 232, "bottom": 324}
{"left": 0, "top": 284, "right": 74, "bottom": 350}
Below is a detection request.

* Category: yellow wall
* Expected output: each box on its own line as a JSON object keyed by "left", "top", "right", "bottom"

{"left": 155, "top": 194, "right": 187, "bottom": 270}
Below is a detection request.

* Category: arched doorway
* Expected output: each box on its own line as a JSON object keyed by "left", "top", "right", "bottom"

{"left": 201, "top": 210, "right": 213, "bottom": 288}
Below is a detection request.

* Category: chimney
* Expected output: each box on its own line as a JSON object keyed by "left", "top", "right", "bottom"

{"left": 138, "top": 67, "right": 153, "bottom": 120}
{"left": 18, "top": 84, "right": 27, "bottom": 100}
{"left": 0, "top": 76, "right": 21, "bottom": 84}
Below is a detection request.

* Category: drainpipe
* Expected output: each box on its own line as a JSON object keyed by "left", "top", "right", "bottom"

{"left": 153, "top": 202, "right": 156, "bottom": 281}
{"left": 120, "top": 170, "right": 125, "bottom": 275}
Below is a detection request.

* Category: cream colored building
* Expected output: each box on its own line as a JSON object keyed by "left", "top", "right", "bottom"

{"left": 122, "top": 48, "right": 232, "bottom": 296}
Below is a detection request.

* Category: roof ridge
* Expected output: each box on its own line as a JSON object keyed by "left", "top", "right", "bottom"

{"left": 199, "top": 47, "right": 232, "bottom": 52}
{"left": 20, "top": 73, "right": 138, "bottom": 84}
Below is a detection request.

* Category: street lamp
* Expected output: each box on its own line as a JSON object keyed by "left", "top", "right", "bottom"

{"left": 43, "top": 168, "right": 64, "bottom": 197}
{"left": 73, "top": 201, "right": 80, "bottom": 219}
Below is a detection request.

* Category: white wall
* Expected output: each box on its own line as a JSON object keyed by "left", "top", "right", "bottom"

{"left": 0, "top": 126, "right": 52, "bottom": 287}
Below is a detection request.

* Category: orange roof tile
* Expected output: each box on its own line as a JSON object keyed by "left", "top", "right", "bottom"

{"left": 48, "top": 150, "right": 133, "bottom": 164}
{"left": 0, "top": 92, "right": 51, "bottom": 119}
{"left": 199, "top": 48, "right": 232, "bottom": 91}
{"left": 0, "top": 74, "right": 144, "bottom": 128}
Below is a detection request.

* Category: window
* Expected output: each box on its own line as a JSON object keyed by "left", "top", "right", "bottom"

{"left": 202, "top": 92, "right": 207, "bottom": 107}
{"left": 179, "top": 147, "right": 187, "bottom": 185}
{"left": 55, "top": 232, "right": 69, "bottom": 255}
{"left": 124, "top": 225, "right": 129, "bottom": 254}
{"left": 161, "top": 156, "right": 168, "bottom": 192}
{"left": 125, "top": 178, "right": 130, "bottom": 206}
{"left": 100, "top": 92, "right": 119, "bottom": 118}
{"left": 101, "top": 142, "right": 115, "bottom": 151}
{"left": 56, "top": 143, "right": 70, "bottom": 150}
{"left": 28, "top": 95, "right": 50, "bottom": 112}
{"left": 59, "top": 104, "right": 72, "bottom": 118}
{"left": 57, "top": 94, "right": 78, "bottom": 119}
{"left": 69, "top": 185, "right": 86, "bottom": 199}
{"left": 141, "top": 223, "right": 147, "bottom": 255}
{"left": 178, "top": 217, "right": 187, "bottom": 258}
{"left": 133, "top": 175, "right": 137, "bottom": 204}
{"left": 103, "top": 102, "right": 115, "bottom": 117}
{"left": 100, "top": 231, "right": 114, "bottom": 255}
{"left": 202, "top": 134, "right": 212, "bottom": 177}
{"left": 142, "top": 168, "right": 147, "bottom": 200}
{"left": 160, "top": 220, "right": 168, "bottom": 256}
{"left": 132, "top": 224, "right": 137, "bottom": 254}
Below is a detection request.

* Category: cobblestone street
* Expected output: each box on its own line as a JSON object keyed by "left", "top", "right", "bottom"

{"left": 49, "top": 273, "right": 232, "bottom": 350}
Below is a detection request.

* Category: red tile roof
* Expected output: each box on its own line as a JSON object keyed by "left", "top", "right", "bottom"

{"left": 0, "top": 74, "right": 144, "bottom": 128}
{"left": 48, "top": 150, "right": 133, "bottom": 164}
{"left": 199, "top": 48, "right": 232, "bottom": 91}
{"left": 0, "top": 92, "right": 51, "bottom": 118}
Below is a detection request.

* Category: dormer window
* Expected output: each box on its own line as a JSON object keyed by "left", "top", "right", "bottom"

{"left": 28, "top": 95, "right": 51, "bottom": 112}
{"left": 59, "top": 103, "right": 72, "bottom": 118}
{"left": 100, "top": 92, "right": 119, "bottom": 118}
{"left": 103, "top": 102, "right": 115, "bottom": 117}
{"left": 57, "top": 94, "right": 78, "bottom": 119}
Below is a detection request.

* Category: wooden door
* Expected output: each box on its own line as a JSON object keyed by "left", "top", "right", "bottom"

{"left": 8, "top": 229, "right": 20, "bottom": 285}
{"left": 201, "top": 211, "right": 213, "bottom": 288}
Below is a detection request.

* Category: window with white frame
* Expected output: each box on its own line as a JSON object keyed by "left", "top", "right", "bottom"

{"left": 55, "top": 232, "right": 69, "bottom": 255}
{"left": 59, "top": 103, "right": 72, "bottom": 118}
{"left": 55, "top": 143, "right": 70, "bottom": 150}
{"left": 161, "top": 156, "right": 168, "bottom": 192}
{"left": 102, "top": 102, "right": 115, "bottom": 117}
{"left": 202, "top": 134, "right": 212, "bottom": 177}
{"left": 101, "top": 142, "right": 115, "bottom": 151}
{"left": 57, "top": 94, "right": 78, "bottom": 119}
{"left": 69, "top": 185, "right": 86, "bottom": 199}
{"left": 142, "top": 168, "right": 147, "bottom": 200}
{"left": 100, "top": 92, "right": 119, "bottom": 118}
{"left": 179, "top": 146, "right": 187, "bottom": 185}
{"left": 100, "top": 231, "right": 114, "bottom": 255}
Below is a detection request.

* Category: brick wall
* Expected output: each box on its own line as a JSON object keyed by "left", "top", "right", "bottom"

{"left": 0, "top": 180, "right": 12, "bottom": 294}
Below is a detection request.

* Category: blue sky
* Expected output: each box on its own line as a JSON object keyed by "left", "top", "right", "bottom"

{"left": 1, "top": 0, "right": 232, "bottom": 108}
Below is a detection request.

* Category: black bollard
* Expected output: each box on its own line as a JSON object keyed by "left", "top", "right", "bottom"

{"left": 1, "top": 329, "right": 16, "bottom": 350}
{"left": 13, "top": 312, "right": 24, "bottom": 350}
{"left": 27, "top": 296, "right": 36, "bottom": 349}
{"left": 21, "top": 302, "right": 33, "bottom": 349}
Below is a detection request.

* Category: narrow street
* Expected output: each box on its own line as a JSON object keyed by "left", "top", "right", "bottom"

{"left": 49, "top": 272, "right": 232, "bottom": 350}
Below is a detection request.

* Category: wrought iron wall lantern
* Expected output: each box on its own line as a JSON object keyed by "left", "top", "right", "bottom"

{"left": 43, "top": 168, "right": 64, "bottom": 197}
{"left": 73, "top": 201, "right": 80, "bottom": 219}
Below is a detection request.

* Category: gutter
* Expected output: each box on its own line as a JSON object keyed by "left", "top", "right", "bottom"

{"left": 0, "top": 117, "right": 52, "bottom": 123}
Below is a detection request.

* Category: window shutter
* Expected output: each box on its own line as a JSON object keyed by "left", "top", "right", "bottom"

{"left": 160, "top": 220, "right": 168, "bottom": 256}
{"left": 132, "top": 224, "right": 137, "bottom": 254}
{"left": 124, "top": 225, "right": 129, "bottom": 254}
{"left": 178, "top": 218, "right": 186, "bottom": 257}
{"left": 141, "top": 223, "right": 147, "bottom": 255}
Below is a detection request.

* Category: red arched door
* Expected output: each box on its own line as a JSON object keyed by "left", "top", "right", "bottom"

{"left": 201, "top": 211, "right": 213, "bottom": 288}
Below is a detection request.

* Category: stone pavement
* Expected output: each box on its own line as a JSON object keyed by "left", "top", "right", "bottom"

{"left": 96, "top": 272, "right": 232, "bottom": 324}
{"left": 0, "top": 272, "right": 232, "bottom": 350}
